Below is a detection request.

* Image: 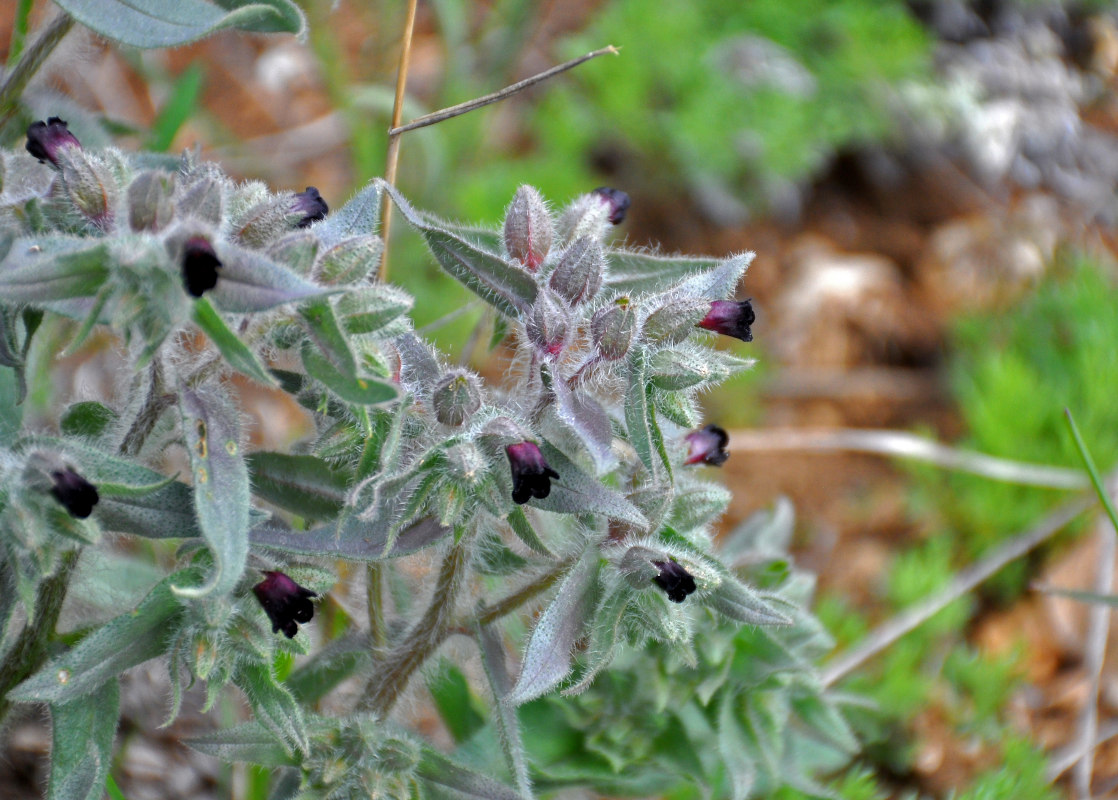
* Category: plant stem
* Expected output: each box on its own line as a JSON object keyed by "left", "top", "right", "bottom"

{"left": 0, "top": 549, "right": 79, "bottom": 724}
{"left": 119, "top": 359, "right": 172, "bottom": 457}
{"left": 359, "top": 537, "right": 469, "bottom": 716}
{"left": 366, "top": 562, "right": 387, "bottom": 651}
{"left": 472, "top": 556, "right": 573, "bottom": 628}
{"left": 377, "top": 0, "right": 419, "bottom": 284}
{"left": 7, "top": 0, "right": 35, "bottom": 67}
{"left": 0, "top": 12, "right": 75, "bottom": 128}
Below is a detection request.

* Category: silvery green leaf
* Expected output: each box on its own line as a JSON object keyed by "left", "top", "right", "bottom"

{"left": 649, "top": 346, "right": 754, "bottom": 391}
{"left": 436, "top": 221, "right": 503, "bottom": 254}
{"left": 251, "top": 516, "right": 450, "bottom": 561}
{"left": 97, "top": 481, "right": 200, "bottom": 539}
{"left": 604, "top": 249, "right": 721, "bottom": 295}
{"left": 668, "top": 482, "right": 731, "bottom": 532}
{"left": 54, "top": 0, "right": 306, "bottom": 49}
{"left": 718, "top": 693, "right": 756, "bottom": 800}
{"left": 267, "top": 231, "right": 318, "bottom": 275}
{"left": 544, "top": 365, "right": 615, "bottom": 474}
{"left": 625, "top": 348, "right": 661, "bottom": 478}
{"left": 417, "top": 747, "right": 524, "bottom": 800}
{"left": 507, "top": 548, "right": 599, "bottom": 705}
{"left": 314, "top": 236, "right": 382, "bottom": 285}
{"left": 47, "top": 679, "right": 119, "bottom": 800}
{"left": 562, "top": 584, "right": 628, "bottom": 696}
{"left": 314, "top": 181, "right": 383, "bottom": 247}
{"left": 791, "top": 691, "right": 859, "bottom": 755}
{"left": 299, "top": 298, "right": 356, "bottom": 377}
{"left": 395, "top": 332, "right": 442, "bottom": 394}
{"left": 301, "top": 340, "right": 399, "bottom": 406}
{"left": 60, "top": 401, "right": 117, "bottom": 438}
{"left": 672, "top": 251, "right": 754, "bottom": 301}
{"left": 247, "top": 452, "right": 348, "bottom": 520}
{"left": 174, "top": 387, "right": 249, "bottom": 598}
{"left": 705, "top": 574, "right": 792, "bottom": 626}
{"left": 0, "top": 237, "right": 109, "bottom": 303}
{"left": 477, "top": 623, "right": 534, "bottom": 799}
{"left": 380, "top": 182, "right": 537, "bottom": 318}
{"left": 210, "top": 244, "right": 327, "bottom": 312}
{"left": 532, "top": 442, "right": 647, "bottom": 529}
{"left": 653, "top": 388, "right": 701, "bottom": 428}
{"left": 233, "top": 663, "right": 309, "bottom": 756}
{"left": 287, "top": 634, "right": 372, "bottom": 705}
{"left": 186, "top": 721, "right": 301, "bottom": 767}
{"left": 192, "top": 297, "right": 277, "bottom": 386}
{"left": 719, "top": 497, "right": 795, "bottom": 564}
{"left": 10, "top": 571, "right": 189, "bottom": 702}
{"left": 337, "top": 285, "right": 413, "bottom": 336}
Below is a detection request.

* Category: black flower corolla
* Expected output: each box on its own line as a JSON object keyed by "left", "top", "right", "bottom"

{"left": 293, "top": 186, "right": 328, "bottom": 228}
{"left": 253, "top": 571, "right": 317, "bottom": 638}
{"left": 181, "top": 237, "right": 222, "bottom": 297}
{"left": 697, "top": 299, "right": 754, "bottom": 342}
{"left": 26, "top": 117, "right": 81, "bottom": 166}
{"left": 49, "top": 468, "right": 99, "bottom": 518}
{"left": 684, "top": 424, "right": 729, "bottom": 466}
{"left": 506, "top": 441, "right": 560, "bottom": 505}
{"left": 592, "top": 186, "right": 631, "bottom": 225}
{"left": 652, "top": 560, "right": 696, "bottom": 603}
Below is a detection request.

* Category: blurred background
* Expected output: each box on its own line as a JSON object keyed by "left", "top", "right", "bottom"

{"left": 5, "top": 0, "right": 1118, "bottom": 797}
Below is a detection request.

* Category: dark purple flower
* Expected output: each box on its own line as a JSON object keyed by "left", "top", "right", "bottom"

{"left": 25, "top": 117, "right": 81, "bottom": 166}
{"left": 592, "top": 187, "right": 631, "bottom": 225}
{"left": 182, "top": 237, "right": 222, "bottom": 297}
{"left": 697, "top": 299, "right": 754, "bottom": 342}
{"left": 652, "top": 560, "right": 696, "bottom": 603}
{"left": 693, "top": 297, "right": 755, "bottom": 339}
{"left": 293, "top": 186, "right": 328, "bottom": 228}
{"left": 684, "top": 425, "right": 729, "bottom": 467}
{"left": 506, "top": 442, "right": 560, "bottom": 505}
{"left": 253, "top": 571, "right": 317, "bottom": 638}
{"left": 49, "top": 468, "right": 99, "bottom": 518}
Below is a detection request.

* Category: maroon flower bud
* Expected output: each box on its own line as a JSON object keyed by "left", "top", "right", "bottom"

{"left": 293, "top": 186, "right": 328, "bottom": 228}
{"left": 652, "top": 560, "right": 696, "bottom": 603}
{"left": 505, "top": 442, "right": 560, "bottom": 505}
{"left": 697, "top": 299, "right": 754, "bottom": 343}
{"left": 684, "top": 424, "right": 729, "bottom": 466}
{"left": 182, "top": 237, "right": 222, "bottom": 297}
{"left": 25, "top": 117, "right": 81, "bottom": 166}
{"left": 49, "top": 468, "right": 99, "bottom": 518}
{"left": 252, "top": 571, "right": 317, "bottom": 638}
{"left": 592, "top": 187, "right": 631, "bottom": 225}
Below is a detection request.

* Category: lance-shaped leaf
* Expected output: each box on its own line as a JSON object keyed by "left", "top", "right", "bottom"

{"left": 605, "top": 249, "right": 720, "bottom": 295}
{"left": 247, "top": 452, "right": 347, "bottom": 520}
{"left": 625, "top": 348, "right": 660, "bottom": 478}
{"left": 175, "top": 387, "right": 249, "bottom": 597}
{"left": 251, "top": 516, "right": 450, "bottom": 561}
{"left": 416, "top": 746, "right": 524, "bottom": 800}
{"left": 668, "top": 481, "right": 732, "bottom": 532}
{"left": 10, "top": 572, "right": 189, "bottom": 703}
{"left": 287, "top": 634, "right": 372, "bottom": 705}
{"left": 301, "top": 340, "right": 398, "bottom": 406}
{"left": 531, "top": 442, "right": 647, "bottom": 528}
{"left": 0, "top": 237, "right": 109, "bottom": 303}
{"left": 379, "top": 182, "right": 537, "bottom": 317}
{"left": 186, "top": 721, "right": 304, "bottom": 767}
{"left": 790, "top": 690, "right": 859, "bottom": 756}
{"left": 672, "top": 251, "right": 754, "bottom": 301}
{"left": 507, "top": 549, "right": 599, "bottom": 705}
{"left": 705, "top": 573, "right": 792, "bottom": 627}
{"left": 210, "top": 244, "right": 327, "bottom": 312}
{"left": 233, "top": 663, "right": 309, "bottom": 756}
{"left": 97, "top": 480, "right": 200, "bottom": 539}
{"left": 60, "top": 401, "right": 117, "bottom": 438}
{"left": 544, "top": 364, "right": 615, "bottom": 474}
{"left": 478, "top": 623, "right": 534, "bottom": 798}
{"left": 47, "top": 679, "right": 119, "bottom": 800}
{"left": 562, "top": 583, "right": 629, "bottom": 696}
{"left": 718, "top": 693, "right": 757, "bottom": 800}
{"left": 299, "top": 298, "right": 356, "bottom": 377}
{"left": 54, "top": 0, "right": 306, "bottom": 49}
{"left": 192, "top": 297, "right": 277, "bottom": 386}
{"left": 314, "top": 181, "right": 383, "bottom": 247}
{"left": 649, "top": 346, "right": 754, "bottom": 391}
{"left": 505, "top": 506, "right": 552, "bottom": 557}
{"left": 337, "top": 285, "right": 413, "bottom": 336}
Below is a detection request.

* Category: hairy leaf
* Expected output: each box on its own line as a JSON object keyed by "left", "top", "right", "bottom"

{"left": 301, "top": 340, "right": 398, "bottom": 406}
{"left": 247, "top": 452, "right": 347, "bottom": 520}
{"left": 314, "top": 181, "right": 383, "bottom": 247}
{"left": 251, "top": 516, "right": 450, "bottom": 561}
{"left": 186, "top": 721, "right": 302, "bottom": 767}
{"left": 478, "top": 623, "right": 534, "bottom": 798}
{"left": 47, "top": 680, "right": 120, "bottom": 800}
{"left": 417, "top": 746, "right": 524, "bottom": 800}
{"left": 233, "top": 663, "right": 309, "bottom": 756}
{"left": 210, "top": 244, "right": 327, "bottom": 312}
{"left": 0, "top": 237, "right": 108, "bottom": 303}
{"left": 532, "top": 442, "right": 647, "bottom": 528}
{"left": 545, "top": 365, "right": 615, "bottom": 474}
{"left": 192, "top": 297, "right": 277, "bottom": 386}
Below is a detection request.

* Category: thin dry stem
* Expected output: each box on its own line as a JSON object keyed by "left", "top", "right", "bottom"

{"left": 0, "top": 12, "right": 75, "bottom": 127}
{"left": 378, "top": 0, "right": 420, "bottom": 283}
{"left": 821, "top": 492, "right": 1096, "bottom": 687}
{"left": 726, "top": 427, "right": 1088, "bottom": 490}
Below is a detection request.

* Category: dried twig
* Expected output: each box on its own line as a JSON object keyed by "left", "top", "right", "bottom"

{"left": 820, "top": 492, "right": 1096, "bottom": 687}
{"left": 727, "top": 427, "right": 1088, "bottom": 490}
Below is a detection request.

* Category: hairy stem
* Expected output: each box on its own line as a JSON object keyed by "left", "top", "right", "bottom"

{"left": 118, "top": 359, "right": 171, "bottom": 457}
{"left": 472, "top": 556, "right": 574, "bottom": 628}
{"left": 0, "top": 12, "right": 75, "bottom": 127}
{"left": 366, "top": 562, "right": 387, "bottom": 651}
{"left": 0, "top": 549, "right": 79, "bottom": 724}
{"left": 359, "top": 538, "right": 470, "bottom": 716}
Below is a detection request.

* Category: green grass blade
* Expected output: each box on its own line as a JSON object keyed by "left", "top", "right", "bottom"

{"left": 1064, "top": 408, "right": 1118, "bottom": 534}
{"left": 146, "top": 65, "right": 205, "bottom": 152}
